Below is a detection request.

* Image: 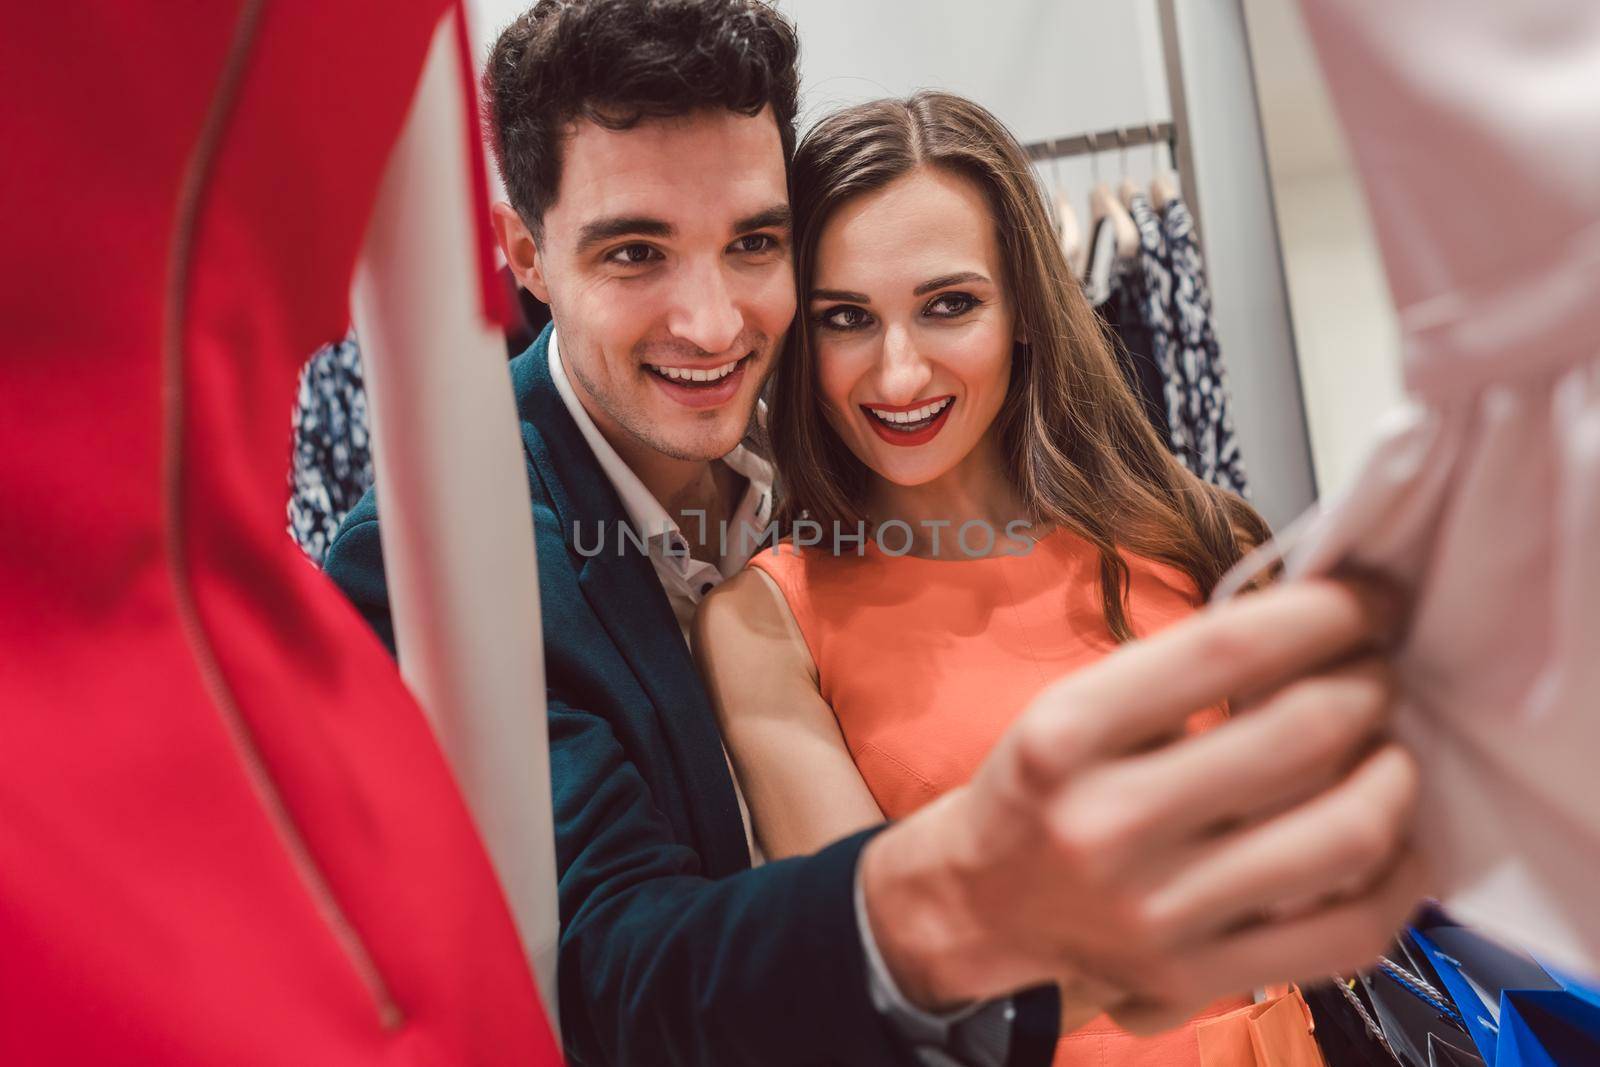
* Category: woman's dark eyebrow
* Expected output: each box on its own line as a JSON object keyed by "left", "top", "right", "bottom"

{"left": 810, "top": 288, "right": 871, "bottom": 303}
{"left": 913, "top": 271, "right": 987, "bottom": 296}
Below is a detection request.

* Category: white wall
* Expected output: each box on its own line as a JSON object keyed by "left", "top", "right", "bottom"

{"left": 1164, "top": 0, "right": 1317, "bottom": 528}
{"left": 1241, "top": 0, "right": 1403, "bottom": 498}
{"left": 781, "top": 0, "right": 1173, "bottom": 206}
{"left": 1270, "top": 172, "right": 1402, "bottom": 496}
{"left": 466, "top": 0, "right": 527, "bottom": 206}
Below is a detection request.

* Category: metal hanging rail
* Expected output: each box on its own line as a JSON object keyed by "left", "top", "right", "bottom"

{"left": 1022, "top": 120, "right": 1175, "bottom": 164}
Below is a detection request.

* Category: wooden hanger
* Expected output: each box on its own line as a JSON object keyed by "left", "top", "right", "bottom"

{"left": 1057, "top": 192, "right": 1086, "bottom": 278}
{"left": 1092, "top": 184, "right": 1139, "bottom": 260}
{"left": 1086, "top": 133, "right": 1139, "bottom": 261}
{"left": 1046, "top": 158, "right": 1086, "bottom": 277}
{"left": 1149, "top": 123, "right": 1181, "bottom": 210}
{"left": 1116, "top": 129, "right": 1142, "bottom": 210}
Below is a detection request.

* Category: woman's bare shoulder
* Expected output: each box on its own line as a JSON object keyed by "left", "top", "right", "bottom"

{"left": 692, "top": 567, "right": 816, "bottom": 688}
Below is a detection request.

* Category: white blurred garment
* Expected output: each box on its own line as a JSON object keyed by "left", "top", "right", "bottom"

{"left": 1226, "top": 0, "right": 1600, "bottom": 976}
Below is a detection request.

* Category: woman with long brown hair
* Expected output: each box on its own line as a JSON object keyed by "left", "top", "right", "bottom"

{"left": 694, "top": 91, "right": 1271, "bottom": 1065}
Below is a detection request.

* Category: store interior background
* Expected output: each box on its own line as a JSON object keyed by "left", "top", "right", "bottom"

{"left": 466, "top": 0, "right": 1406, "bottom": 533}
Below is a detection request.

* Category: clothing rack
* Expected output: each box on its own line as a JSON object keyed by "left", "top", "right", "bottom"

{"left": 1022, "top": 120, "right": 1175, "bottom": 164}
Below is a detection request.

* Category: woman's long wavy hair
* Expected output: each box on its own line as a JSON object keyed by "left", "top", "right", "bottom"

{"left": 769, "top": 91, "right": 1270, "bottom": 641}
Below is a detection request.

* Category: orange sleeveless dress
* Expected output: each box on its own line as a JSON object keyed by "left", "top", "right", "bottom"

{"left": 748, "top": 528, "right": 1253, "bottom": 1067}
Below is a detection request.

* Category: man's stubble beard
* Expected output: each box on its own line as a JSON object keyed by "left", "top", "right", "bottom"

{"left": 568, "top": 341, "right": 773, "bottom": 464}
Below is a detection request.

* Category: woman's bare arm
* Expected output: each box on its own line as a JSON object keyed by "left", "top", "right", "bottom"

{"left": 692, "top": 569, "right": 884, "bottom": 860}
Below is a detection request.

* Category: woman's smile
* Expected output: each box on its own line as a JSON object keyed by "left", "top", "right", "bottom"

{"left": 859, "top": 396, "right": 957, "bottom": 446}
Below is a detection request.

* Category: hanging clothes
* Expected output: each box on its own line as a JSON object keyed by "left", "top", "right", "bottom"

{"left": 1096, "top": 191, "right": 1251, "bottom": 498}
{"left": 1100, "top": 288, "right": 1172, "bottom": 441}
{"left": 1220, "top": 0, "right": 1600, "bottom": 980}
{"left": 1098, "top": 219, "right": 1174, "bottom": 444}
{"left": 289, "top": 333, "right": 375, "bottom": 565}
{"left": 1157, "top": 196, "right": 1250, "bottom": 497}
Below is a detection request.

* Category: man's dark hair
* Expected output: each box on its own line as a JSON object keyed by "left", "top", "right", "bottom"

{"left": 483, "top": 0, "right": 801, "bottom": 241}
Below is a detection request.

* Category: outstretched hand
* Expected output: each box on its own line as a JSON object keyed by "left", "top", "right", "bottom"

{"left": 862, "top": 573, "right": 1428, "bottom": 1032}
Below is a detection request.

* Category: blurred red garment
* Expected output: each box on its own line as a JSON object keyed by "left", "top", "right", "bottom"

{"left": 0, "top": 2, "right": 561, "bottom": 1063}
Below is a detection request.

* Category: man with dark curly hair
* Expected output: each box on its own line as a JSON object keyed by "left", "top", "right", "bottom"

{"left": 326, "top": 2, "right": 1424, "bottom": 1064}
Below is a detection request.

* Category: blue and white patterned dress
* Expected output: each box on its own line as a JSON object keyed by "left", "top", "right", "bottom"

{"left": 1116, "top": 192, "right": 1250, "bottom": 498}
{"left": 288, "top": 333, "right": 374, "bottom": 564}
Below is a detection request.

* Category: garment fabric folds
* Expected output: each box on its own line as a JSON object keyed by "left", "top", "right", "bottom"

{"left": 1100, "top": 227, "right": 1173, "bottom": 445}
{"left": 1224, "top": 0, "right": 1600, "bottom": 978}
{"left": 0, "top": 2, "right": 560, "bottom": 1062}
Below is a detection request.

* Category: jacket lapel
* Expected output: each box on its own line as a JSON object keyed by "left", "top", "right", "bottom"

{"left": 513, "top": 329, "right": 751, "bottom": 878}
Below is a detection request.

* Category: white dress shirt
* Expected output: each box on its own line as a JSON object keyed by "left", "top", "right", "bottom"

{"left": 548, "top": 332, "right": 775, "bottom": 642}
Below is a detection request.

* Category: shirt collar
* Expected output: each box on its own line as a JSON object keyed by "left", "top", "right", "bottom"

{"left": 548, "top": 330, "right": 773, "bottom": 545}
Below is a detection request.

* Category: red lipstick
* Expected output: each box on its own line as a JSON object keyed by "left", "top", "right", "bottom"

{"left": 860, "top": 396, "right": 956, "bottom": 447}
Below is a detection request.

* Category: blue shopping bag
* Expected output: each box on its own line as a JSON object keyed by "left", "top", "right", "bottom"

{"left": 1409, "top": 916, "right": 1600, "bottom": 1067}
{"left": 1495, "top": 971, "right": 1600, "bottom": 1067}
